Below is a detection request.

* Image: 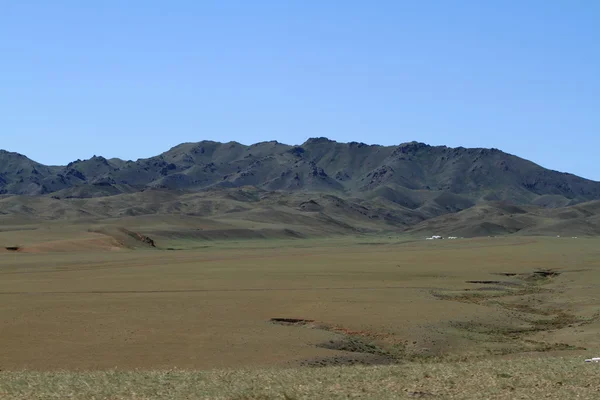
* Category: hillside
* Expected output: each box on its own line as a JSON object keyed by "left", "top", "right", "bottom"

{"left": 407, "top": 200, "right": 600, "bottom": 237}
{"left": 1, "top": 139, "right": 599, "bottom": 207}
{"left": 2, "top": 140, "right": 599, "bottom": 240}
{"left": 1, "top": 187, "right": 600, "bottom": 247}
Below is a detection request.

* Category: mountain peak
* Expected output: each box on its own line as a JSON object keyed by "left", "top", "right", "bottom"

{"left": 303, "top": 137, "right": 337, "bottom": 145}
{"left": 0, "top": 140, "right": 598, "bottom": 204}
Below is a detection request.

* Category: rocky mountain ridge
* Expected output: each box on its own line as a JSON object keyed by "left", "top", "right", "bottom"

{"left": 1, "top": 139, "right": 598, "bottom": 209}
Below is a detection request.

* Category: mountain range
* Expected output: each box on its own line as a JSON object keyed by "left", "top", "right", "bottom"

{"left": 2, "top": 138, "right": 599, "bottom": 203}
{"left": 1, "top": 138, "right": 599, "bottom": 240}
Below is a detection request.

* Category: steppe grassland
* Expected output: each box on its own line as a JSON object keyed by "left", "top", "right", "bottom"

{"left": 0, "top": 235, "right": 598, "bottom": 371}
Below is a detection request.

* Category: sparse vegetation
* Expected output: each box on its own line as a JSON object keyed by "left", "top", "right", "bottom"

{"left": 0, "top": 357, "right": 598, "bottom": 399}
{"left": 0, "top": 236, "right": 598, "bottom": 369}
{"left": 1, "top": 233, "right": 599, "bottom": 397}
{"left": 2, "top": 154, "right": 600, "bottom": 239}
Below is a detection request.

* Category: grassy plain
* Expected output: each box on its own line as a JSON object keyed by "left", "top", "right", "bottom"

{"left": 0, "top": 232, "right": 599, "bottom": 398}
{"left": 1, "top": 357, "right": 599, "bottom": 399}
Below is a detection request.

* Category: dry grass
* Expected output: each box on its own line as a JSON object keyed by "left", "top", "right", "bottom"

{"left": 0, "top": 357, "right": 598, "bottom": 399}
{"left": 0, "top": 236, "right": 599, "bottom": 370}
{"left": 1, "top": 232, "right": 600, "bottom": 398}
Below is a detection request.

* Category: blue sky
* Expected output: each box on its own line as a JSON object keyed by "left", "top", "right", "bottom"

{"left": 1, "top": 1, "right": 598, "bottom": 180}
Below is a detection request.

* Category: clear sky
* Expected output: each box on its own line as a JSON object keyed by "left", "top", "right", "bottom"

{"left": 1, "top": 1, "right": 598, "bottom": 180}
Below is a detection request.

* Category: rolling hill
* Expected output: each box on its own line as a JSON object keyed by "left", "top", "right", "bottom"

{"left": 1, "top": 139, "right": 599, "bottom": 241}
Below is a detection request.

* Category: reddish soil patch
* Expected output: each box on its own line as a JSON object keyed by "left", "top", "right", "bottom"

{"left": 18, "top": 236, "right": 124, "bottom": 253}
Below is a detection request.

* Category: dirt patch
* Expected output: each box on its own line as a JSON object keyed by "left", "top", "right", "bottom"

{"left": 463, "top": 280, "right": 522, "bottom": 292}
{"left": 406, "top": 391, "right": 438, "bottom": 399}
{"left": 119, "top": 228, "right": 156, "bottom": 247}
{"left": 271, "top": 317, "right": 405, "bottom": 366}
{"left": 496, "top": 303, "right": 556, "bottom": 316}
{"left": 436, "top": 269, "right": 588, "bottom": 357}
{"left": 449, "top": 319, "right": 584, "bottom": 355}
{"left": 465, "top": 286, "right": 511, "bottom": 292}
{"left": 465, "top": 280, "right": 521, "bottom": 287}
{"left": 532, "top": 269, "right": 561, "bottom": 278}
{"left": 270, "top": 318, "right": 314, "bottom": 326}
{"left": 518, "top": 269, "right": 561, "bottom": 283}
{"left": 299, "top": 353, "right": 396, "bottom": 367}
{"left": 303, "top": 335, "right": 403, "bottom": 367}
{"left": 14, "top": 235, "right": 124, "bottom": 253}
{"left": 488, "top": 270, "right": 562, "bottom": 284}
{"left": 318, "top": 337, "right": 387, "bottom": 354}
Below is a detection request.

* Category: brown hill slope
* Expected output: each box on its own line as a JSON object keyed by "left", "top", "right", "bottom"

{"left": 1, "top": 189, "right": 599, "bottom": 243}
{"left": 406, "top": 200, "right": 600, "bottom": 237}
